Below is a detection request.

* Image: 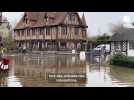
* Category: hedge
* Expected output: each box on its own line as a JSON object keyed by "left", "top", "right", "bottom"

{"left": 110, "top": 53, "right": 134, "bottom": 68}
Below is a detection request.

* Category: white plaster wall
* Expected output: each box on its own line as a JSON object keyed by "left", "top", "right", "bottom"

{"left": 127, "top": 42, "right": 134, "bottom": 57}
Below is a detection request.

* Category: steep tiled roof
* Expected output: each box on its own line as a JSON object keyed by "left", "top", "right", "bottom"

{"left": 14, "top": 12, "right": 86, "bottom": 29}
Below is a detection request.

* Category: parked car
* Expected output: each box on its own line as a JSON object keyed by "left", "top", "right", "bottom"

{"left": 93, "top": 44, "right": 110, "bottom": 56}
{"left": 94, "top": 44, "right": 110, "bottom": 52}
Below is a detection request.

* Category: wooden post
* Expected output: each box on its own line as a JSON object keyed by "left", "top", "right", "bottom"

{"left": 90, "top": 42, "right": 93, "bottom": 64}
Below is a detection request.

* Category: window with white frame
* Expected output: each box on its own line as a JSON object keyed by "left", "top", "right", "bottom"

{"left": 32, "top": 29, "right": 35, "bottom": 36}
{"left": 129, "top": 41, "right": 134, "bottom": 50}
{"left": 114, "top": 42, "right": 121, "bottom": 51}
{"left": 27, "top": 29, "right": 30, "bottom": 36}
{"left": 69, "top": 14, "right": 75, "bottom": 23}
{"left": 46, "top": 27, "right": 50, "bottom": 35}
{"left": 44, "top": 28, "right": 46, "bottom": 35}
{"left": 75, "top": 27, "right": 79, "bottom": 35}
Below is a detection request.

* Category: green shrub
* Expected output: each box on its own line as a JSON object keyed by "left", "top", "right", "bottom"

{"left": 110, "top": 53, "right": 127, "bottom": 64}
{"left": 110, "top": 53, "right": 134, "bottom": 68}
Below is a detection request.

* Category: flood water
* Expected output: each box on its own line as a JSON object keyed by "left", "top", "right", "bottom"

{"left": 0, "top": 54, "right": 134, "bottom": 87}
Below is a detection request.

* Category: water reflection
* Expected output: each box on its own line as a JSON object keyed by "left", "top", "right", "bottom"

{"left": 0, "top": 72, "right": 8, "bottom": 87}
{"left": 7, "top": 76, "right": 22, "bottom": 87}
{"left": 110, "top": 66, "right": 134, "bottom": 87}
{"left": 7, "top": 54, "right": 86, "bottom": 87}
{"left": 0, "top": 54, "right": 134, "bottom": 87}
{"left": 86, "top": 64, "right": 115, "bottom": 87}
{"left": 7, "top": 60, "right": 22, "bottom": 87}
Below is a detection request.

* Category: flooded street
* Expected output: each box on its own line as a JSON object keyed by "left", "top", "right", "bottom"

{"left": 0, "top": 54, "right": 134, "bottom": 87}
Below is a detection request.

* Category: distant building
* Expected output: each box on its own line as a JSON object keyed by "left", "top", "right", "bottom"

{"left": 0, "top": 12, "right": 11, "bottom": 38}
{"left": 14, "top": 12, "right": 88, "bottom": 51}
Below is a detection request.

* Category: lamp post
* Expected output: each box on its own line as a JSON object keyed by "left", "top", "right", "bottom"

{"left": 44, "top": 12, "right": 48, "bottom": 51}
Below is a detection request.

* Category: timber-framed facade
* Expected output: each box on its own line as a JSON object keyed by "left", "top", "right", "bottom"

{"left": 109, "top": 28, "right": 134, "bottom": 56}
{"left": 14, "top": 12, "right": 88, "bottom": 51}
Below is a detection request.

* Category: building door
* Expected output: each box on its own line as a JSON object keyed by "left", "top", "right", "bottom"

{"left": 39, "top": 41, "right": 42, "bottom": 51}
{"left": 60, "top": 42, "right": 66, "bottom": 50}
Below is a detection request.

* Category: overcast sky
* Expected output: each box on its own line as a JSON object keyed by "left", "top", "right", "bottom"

{"left": 3, "top": 12, "right": 134, "bottom": 37}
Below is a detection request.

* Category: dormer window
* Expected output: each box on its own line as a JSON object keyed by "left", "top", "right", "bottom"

{"left": 82, "top": 29, "right": 86, "bottom": 37}
{"left": 24, "top": 14, "right": 28, "bottom": 24}
{"left": 69, "top": 14, "right": 75, "bottom": 21}
{"left": 44, "top": 13, "right": 49, "bottom": 23}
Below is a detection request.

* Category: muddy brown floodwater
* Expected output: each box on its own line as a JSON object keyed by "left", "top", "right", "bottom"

{"left": 0, "top": 54, "right": 134, "bottom": 87}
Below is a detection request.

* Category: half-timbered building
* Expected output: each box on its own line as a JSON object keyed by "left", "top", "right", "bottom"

{"left": 14, "top": 12, "right": 88, "bottom": 51}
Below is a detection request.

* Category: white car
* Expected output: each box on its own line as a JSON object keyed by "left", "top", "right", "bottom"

{"left": 94, "top": 44, "right": 110, "bottom": 53}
